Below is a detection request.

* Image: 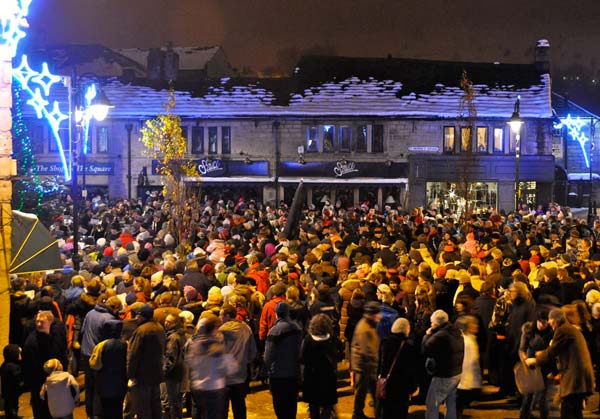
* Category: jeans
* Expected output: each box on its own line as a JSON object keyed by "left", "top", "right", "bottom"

{"left": 130, "top": 383, "right": 162, "bottom": 419}
{"left": 226, "top": 382, "right": 249, "bottom": 419}
{"left": 191, "top": 388, "right": 227, "bottom": 419}
{"left": 269, "top": 377, "right": 299, "bottom": 419}
{"left": 164, "top": 379, "right": 183, "bottom": 419}
{"left": 520, "top": 384, "right": 548, "bottom": 419}
{"left": 352, "top": 371, "right": 376, "bottom": 418}
{"left": 425, "top": 374, "right": 461, "bottom": 419}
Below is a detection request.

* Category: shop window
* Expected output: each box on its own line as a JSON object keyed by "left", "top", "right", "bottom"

{"left": 493, "top": 128, "right": 504, "bottom": 153}
{"left": 426, "top": 181, "right": 498, "bottom": 214}
{"left": 50, "top": 129, "right": 68, "bottom": 153}
{"left": 96, "top": 126, "right": 109, "bottom": 153}
{"left": 355, "top": 125, "right": 368, "bottom": 152}
{"left": 221, "top": 126, "right": 231, "bottom": 155}
{"left": 208, "top": 127, "right": 218, "bottom": 154}
{"left": 372, "top": 124, "right": 384, "bottom": 153}
{"left": 323, "top": 125, "right": 335, "bottom": 152}
{"left": 339, "top": 126, "right": 352, "bottom": 152}
{"left": 191, "top": 126, "right": 204, "bottom": 155}
{"left": 443, "top": 126, "right": 455, "bottom": 153}
{"left": 306, "top": 126, "right": 319, "bottom": 153}
{"left": 476, "top": 127, "right": 488, "bottom": 153}
{"left": 460, "top": 127, "right": 472, "bottom": 152}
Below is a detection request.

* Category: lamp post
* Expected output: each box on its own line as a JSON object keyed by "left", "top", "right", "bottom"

{"left": 508, "top": 96, "right": 524, "bottom": 212}
{"left": 589, "top": 119, "right": 595, "bottom": 224}
{"left": 69, "top": 76, "right": 112, "bottom": 268}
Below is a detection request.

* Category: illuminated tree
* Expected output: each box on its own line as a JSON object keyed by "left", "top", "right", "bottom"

{"left": 140, "top": 88, "right": 199, "bottom": 253}
{"left": 458, "top": 70, "right": 477, "bottom": 216}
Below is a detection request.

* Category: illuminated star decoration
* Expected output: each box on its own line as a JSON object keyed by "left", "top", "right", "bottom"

{"left": 554, "top": 114, "right": 591, "bottom": 168}
{"left": 0, "top": 0, "right": 31, "bottom": 59}
{"left": 13, "top": 55, "right": 71, "bottom": 181}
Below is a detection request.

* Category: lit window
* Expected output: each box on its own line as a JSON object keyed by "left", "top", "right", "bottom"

{"left": 97, "top": 126, "right": 109, "bottom": 153}
{"left": 306, "top": 126, "right": 319, "bottom": 152}
{"left": 493, "top": 128, "right": 504, "bottom": 152}
{"left": 476, "top": 127, "right": 488, "bottom": 153}
{"left": 323, "top": 125, "right": 335, "bottom": 152}
{"left": 191, "top": 126, "right": 204, "bottom": 154}
{"left": 443, "top": 126, "right": 455, "bottom": 153}
{"left": 460, "top": 127, "right": 472, "bottom": 152}
{"left": 208, "top": 127, "right": 218, "bottom": 154}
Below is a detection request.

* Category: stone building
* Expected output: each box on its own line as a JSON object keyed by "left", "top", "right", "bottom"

{"left": 21, "top": 42, "right": 556, "bottom": 212}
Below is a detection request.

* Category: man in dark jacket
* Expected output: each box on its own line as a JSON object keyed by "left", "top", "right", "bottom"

{"left": 179, "top": 259, "right": 210, "bottom": 300}
{"left": 264, "top": 302, "right": 302, "bottom": 419}
{"left": 163, "top": 314, "right": 187, "bottom": 419}
{"left": 526, "top": 308, "right": 595, "bottom": 419}
{"left": 422, "top": 309, "right": 464, "bottom": 419}
{"left": 127, "top": 304, "right": 166, "bottom": 419}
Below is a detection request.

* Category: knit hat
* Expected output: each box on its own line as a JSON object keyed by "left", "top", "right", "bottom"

{"left": 137, "top": 304, "right": 154, "bottom": 320}
{"left": 275, "top": 301, "right": 290, "bottom": 318}
{"left": 363, "top": 301, "right": 382, "bottom": 314}
{"left": 435, "top": 266, "right": 447, "bottom": 278}
{"left": 125, "top": 292, "right": 137, "bottom": 305}
{"left": 103, "top": 247, "right": 114, "bottom": 257}
{"left": 184, "top": 285, "right": 198, "bottom": 301}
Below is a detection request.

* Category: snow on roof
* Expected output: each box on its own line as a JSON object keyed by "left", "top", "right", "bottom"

{"left": 116, "top": 46, "right": 221, "bottom": 70}
{"left": 22, "top": 57, "right": 553, "bottom": 119}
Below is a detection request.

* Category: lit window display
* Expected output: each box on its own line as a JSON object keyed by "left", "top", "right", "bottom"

{"left": 426, "top": 182, "right": 498, "bottom": 215}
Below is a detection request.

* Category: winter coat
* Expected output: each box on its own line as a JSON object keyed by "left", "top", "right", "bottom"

{"left": 186, "top": 332, "right": 236, "bottom": 391}
{"left": 377, "top": 334, "right": 418, "bottom": 399}
{"left": 220, "top": 320, "right": 257, "bottom": 385}
{"left": 338, "top": 277, "right": 362, "bottom": 340}
{"left": 81, "top": 303, "right": 117, "bottom": 357}
{"left": 0, "top": 344, "right": 24, "bottom": 403}
{"left": 458, "top": 333, "right": 482, "bottom": 390}
{"left": 259, "top": 295, "right": 286, "bottom": 341}
{"left": 300, "top": 334, "right": 338, "bottom": 406}
{"left": 422, "top": 322, "right": 464, "bottom": 378}
{"left": 351, "top": 317, "right": 379, "bottom": 374}
{"left": 127, "top": 318, "right": 166, "bottom": 385}
{"left": 22, "top": 326, "right": 68, "bottom": 390}
{"left": 94, "top": 338, "right": 128, "bottom": 398}
{"left": 40, "top": 371, "right": 79, "bottom": 418}
{"left": 264, "top": 317, "right": 302, "bottom": 378}
{"left": 536, "top": 321, "right": 595, "bottom": 398}
{"left": 506, "top": 297, "right": 535, "bottom": 354}
{"left": 206, "top": 239, "right": 226, "bottom": 263}
{"left": 163, "top": 326, "right": 187, "bottom": 381}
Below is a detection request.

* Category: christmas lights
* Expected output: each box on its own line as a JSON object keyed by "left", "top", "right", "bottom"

{"left": 12, "top": 55, "right": 71, "bottom": 180}
{"left": 554, "top": 114, "right": 592, "bottom": 168}
{"left": 0, "top": 0, "right": 31, "bottom": 58}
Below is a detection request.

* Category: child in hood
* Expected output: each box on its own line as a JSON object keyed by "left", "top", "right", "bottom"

{"left": 40, "top": 358, "right": 80, "bottom": 419}
{"left": 1, "top": 344, "right": 25, "bottom": 419}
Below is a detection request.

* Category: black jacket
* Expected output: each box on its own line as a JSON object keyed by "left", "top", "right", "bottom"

{"left": 422, "top": 322, "right": 464, "bottom": 378}
{"left": 95, "top": 338, "right": 128, "bottom": 398}
{"left": 378, "top": 334, "right": 418, "bottom": 398}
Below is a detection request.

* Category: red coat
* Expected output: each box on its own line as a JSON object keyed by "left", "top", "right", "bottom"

{"left": 259, "top": 295, "right": 286, "bottom": 341}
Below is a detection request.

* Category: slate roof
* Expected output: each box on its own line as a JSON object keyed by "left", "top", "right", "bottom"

{"left": 21, "top": 54, "right": 553, "bottom": 120}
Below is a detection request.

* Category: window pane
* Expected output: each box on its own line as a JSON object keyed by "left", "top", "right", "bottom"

{"left": 208, "top": 127, "right": 218, "bottom": 154}
{"left": 192, "top": 126, "right": 204, "bottom": 154}
{"left": 476, "top": 127, "right": 488, "bottom": 153}
{"left": 355, "top": 125, "right": 367, "bottom": 152}
{"left": 443, "top": 126, "right": 455, "bottom": 153}
{"left": 339, "top": 126, "right": 352, "bottom": 152}
{"left": 509, "top": 129, "right": 518, "bottom": 153}
{"left": 306, "top": 126, "right": 319, "bottom": 152}
{"left": 32, "top": 125, "right": 44, "bottom": 154}
{"left": 372, "top": 124, "right": 384, "bottom": 153}
{"left": 460, "top": 127, "right": 472, "bottom": 152}
{"left": 493, "top": 128, "right": 504, "bottom": 152}
{"left": 323, "top": 125, "right": 335, "bottom": 152}
{"left": 97, "top": 126, "right": 109, "bottom": 153}
{"left": 221, "top": 126, "right": 231, "bottom": 154}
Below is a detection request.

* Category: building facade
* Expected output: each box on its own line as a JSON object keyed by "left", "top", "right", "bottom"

{"left": 21, "top": 42, "right": 556, "bottom": 213}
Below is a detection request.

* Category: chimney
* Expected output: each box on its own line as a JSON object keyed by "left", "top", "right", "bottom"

{"left": 147, "top": 48, "right": 163, "bottom": 81}
{"left": 535, "top": 39, "right": 550, "bottom": 73}
{"left": 163, "top": 43, "right": 179, "bottom": 81}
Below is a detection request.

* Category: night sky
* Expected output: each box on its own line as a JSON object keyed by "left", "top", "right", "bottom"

{"left": 28, "top": 0, "right": 600, "bottom": 78}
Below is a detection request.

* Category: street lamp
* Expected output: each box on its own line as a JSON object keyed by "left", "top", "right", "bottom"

{"left": 508, "top": 96, "right": 523, "bottom": 211}
{"left": 69, "top": 77, "right": 112, "bottom": 268}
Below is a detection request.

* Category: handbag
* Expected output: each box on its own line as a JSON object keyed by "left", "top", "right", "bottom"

{"left": 376, "top": 340, "right": 405, "bottom": 400}
{"left": 514, "top": 362, "right": 545, "bottom": 395}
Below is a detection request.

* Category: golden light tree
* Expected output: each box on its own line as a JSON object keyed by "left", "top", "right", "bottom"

{"left": 140, "top": 88, "right": 199, "bottom": 254}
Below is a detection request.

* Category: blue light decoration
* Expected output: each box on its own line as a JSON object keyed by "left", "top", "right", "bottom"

{"left": 0, "top": 0, "right": 32, "bottom": 59}
{"left": 82, "top": 84, "right": 97, "bottom": 155}
{"left": 554, "top": 114, "right": 591, "bottom": 168}
{"left": 12, "top": 55, "right": 71, "bottom": 180}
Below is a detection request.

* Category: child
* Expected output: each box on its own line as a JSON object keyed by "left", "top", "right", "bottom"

{"left": 39, "top": 358, "right": 79, "bottom": 419}
{"left": 0, "top": 344, "right": 25, "bottom": 419}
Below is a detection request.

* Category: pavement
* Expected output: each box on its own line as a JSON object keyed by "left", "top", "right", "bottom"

{"left": 10, "top": 365, "right": 600, "bottom": 419}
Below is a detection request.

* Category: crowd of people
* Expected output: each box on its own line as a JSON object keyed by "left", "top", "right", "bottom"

{"left": 2, "top": 194, "right": 600, "bottom": 419}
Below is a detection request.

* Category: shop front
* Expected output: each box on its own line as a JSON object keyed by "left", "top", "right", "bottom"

{"left": 278, "top": 159, "right": 408, "bottom": 209}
